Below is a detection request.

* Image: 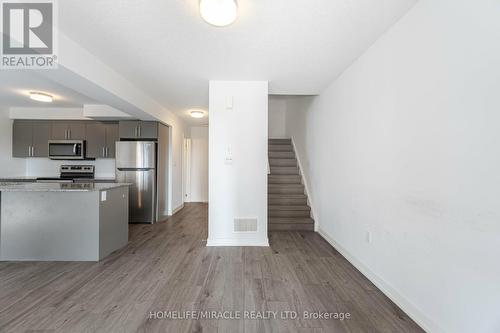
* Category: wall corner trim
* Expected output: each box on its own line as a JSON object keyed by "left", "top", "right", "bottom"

{"left": 317, "top": 227, "right": 446, "bottom": 333}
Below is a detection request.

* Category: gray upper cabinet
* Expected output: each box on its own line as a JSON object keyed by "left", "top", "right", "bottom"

{"left": 51, "top": 122, "right": 69, "bottom": 140}
{"left": 118, "top": 121, "right": 139, "bottom": 139}
{"left": 12, "top": 120, "right": 51, "bottom": 158}
{"left": 51, "top": 121, "right": 86, "bottom": 140}
{"left": 119, "top": 121, "right": 158, "bottom": 139}
{"left": 105, "top": 123, "right": 119, "bottom": 158}
{"left": 68, "top": 121, "right": 86, "bottom": 140}
{"left": 85, "top": 122, "right": 106, "bottom": 158}
{"left": 139, "top": 121, "right": 158, "bottom": 139}
{"left": 32, "top": 121, "right": 51, "bottom": 157}
{"left": 12, "top": 120, "right": 119, "bottom": 159}
{"left": 85, "top": 122, "right": 119, "bottom": 159}
{"left": 12, "top": 121, "right": 33, "bottom": 157}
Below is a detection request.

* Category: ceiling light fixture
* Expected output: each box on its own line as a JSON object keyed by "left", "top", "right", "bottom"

{"left": 190, "top": 110, "right": 205, "bottom": 118}
{"left": 200, "top": 0, "right": 238, "bottom": 27}
{"left": 29, "top": 92, "right": 53, "bottom": 103}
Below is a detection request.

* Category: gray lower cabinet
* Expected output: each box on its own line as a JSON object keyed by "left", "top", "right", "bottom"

{"left": 12, "top": 120, "right": 51, "bottom": 157}
{"left": 51, "top": 121, "right": 86, "bottom": 140}
{"left": 85, "top": 122, "right": 119, "bottom": 158}
{"left": 119, "top": 121, "right": 158, "bottom": 139}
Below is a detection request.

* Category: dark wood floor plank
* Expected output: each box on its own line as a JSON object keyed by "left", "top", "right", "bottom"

{"left": 0, "top": 203, "right": 423, "bottom": 333}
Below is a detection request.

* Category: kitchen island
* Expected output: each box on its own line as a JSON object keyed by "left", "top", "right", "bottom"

{"left": 0, "top": 182, "right": 130, "bottom": 261}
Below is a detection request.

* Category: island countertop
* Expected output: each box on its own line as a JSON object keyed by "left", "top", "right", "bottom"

{"left": 0, "top": 182, "right": 130, "bottom": 192}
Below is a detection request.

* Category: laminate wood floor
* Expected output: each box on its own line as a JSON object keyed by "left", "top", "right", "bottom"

{"left": 0, "top": 203, "right": 424, "bottom": 333}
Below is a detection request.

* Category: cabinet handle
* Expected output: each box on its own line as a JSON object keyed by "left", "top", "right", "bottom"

{"left": 102, "top": 147, "right": 105, "bottom": 157}
{"left": 31, "top": 146, "right": 34, "bottom": 157}
{"left": 28, "top": 146, "right": 31, "bottom": 157}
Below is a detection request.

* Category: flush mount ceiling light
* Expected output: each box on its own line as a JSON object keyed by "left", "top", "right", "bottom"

{"left": 190, "top": 110, "right": 205, "bottom": 118}
{"left": 200, "top": 0, "right": 238, "bottom": 27}
{"left": 29, "top": 92, "right": 53, "bottom": 103}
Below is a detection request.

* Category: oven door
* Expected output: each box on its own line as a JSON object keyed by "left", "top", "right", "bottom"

{"left": 48, "top": 140, "right": 85, "bottom": 160}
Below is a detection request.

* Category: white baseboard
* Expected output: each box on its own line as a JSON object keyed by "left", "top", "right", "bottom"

{"left": 172, "top": 203, "right": 184, "bottom": 215}
{"left": 206, "top": 238, "right": 269, "bottom": 247}
{"left": 317, "top": 227, "right": 444, "bottom": 333}
{"left": 290, "top": 137, "right": 318, "bottom": 232}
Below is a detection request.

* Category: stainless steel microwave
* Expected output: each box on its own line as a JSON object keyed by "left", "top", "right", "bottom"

{"left": 48, "top": 140, "right": 86, "bottom": 160}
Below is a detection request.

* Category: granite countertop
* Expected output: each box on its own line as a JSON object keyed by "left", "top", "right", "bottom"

{"left": 0, "top": 177, "right": 116, "bottom": 182}
{"left": 0, "top": 182, "right": 130, "bottom": 192}
{"left": 0, "top": 176, "right": 37, "bottom": 181}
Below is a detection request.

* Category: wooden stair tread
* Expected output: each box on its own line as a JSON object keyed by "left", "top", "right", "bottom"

{"left": 268, "top": 223, "right": 314, "bottom": 231}
{"left": 268, "top": 205, "right": 311, "bottom": 211}
{"left": 268, "top": 138, "right": 313, "bottom": 232}
{"left": 269, "top": 217, "right": 314, "bottom": 224}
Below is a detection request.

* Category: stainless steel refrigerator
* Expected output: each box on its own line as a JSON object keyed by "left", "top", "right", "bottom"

{"left": 116, "top": 141, "right": 158, "bottom": 223}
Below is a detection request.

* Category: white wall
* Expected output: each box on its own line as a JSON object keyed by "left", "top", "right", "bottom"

{"left": 0, "top": 107, "right": 26, "bottom": 177}
{"left": 169, "top": 119, "right": 186, "bottom": 213}
{"left": 208, "top": 81, "right": 269, "bottom": 246}
{"left": 268, "top": 96, "right": 287, "bottom": 138}
{"left": 285, "top": 1, "right": 500, "bottom": 333}
{"left": 187, "top": 126, "right": 208, "bottom": 202}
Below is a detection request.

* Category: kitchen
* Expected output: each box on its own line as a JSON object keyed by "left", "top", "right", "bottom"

{"left": 0, "top": 118, "right": 171, "bottom": 261}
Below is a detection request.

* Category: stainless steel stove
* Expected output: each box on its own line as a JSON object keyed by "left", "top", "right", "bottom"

{"left": 36, "top": 165, "right": 95, "bottom": 183}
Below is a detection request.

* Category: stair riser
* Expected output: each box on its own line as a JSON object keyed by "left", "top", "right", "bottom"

{"left": 270, "top": 167, "right": 299, "bottom": 175}
{"left": 269, "top": 159, "right": 297, "bottom": 167}
{"left": 269, "top": 139, "right": 292, "bottom": 145}
{"left": 269, "top": 145, "right": 293, "bottom": 152}
{"left": 268, "top": 175, "right": 301, "bottom": 184}
{"left": 269, "top": 223, "right": 314, "bottom": 231}
{"left": 269, "top": 152, "right": 295, "bottom": 159}
{"left": 269, "top": 198, "right": 307, "bottom": 205}
{"left": 268, "top": 188, "right": 304, "bottom": 195}
{"left": 269, "top": 210, "right": 311, "bottom": 217}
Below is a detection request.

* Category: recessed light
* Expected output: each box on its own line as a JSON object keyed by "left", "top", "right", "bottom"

{"left": 190, "top": 110, "right": 205, "bottom": 118}
{"left": 29, "top": 92, "right": 53, "bottom": 103}
{"left": 200, "top": 0, "right": 237, "bottom": 27}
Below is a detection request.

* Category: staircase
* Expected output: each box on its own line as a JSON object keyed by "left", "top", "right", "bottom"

{"left": 268, "top": 139, "right": 314, "bottom": 231}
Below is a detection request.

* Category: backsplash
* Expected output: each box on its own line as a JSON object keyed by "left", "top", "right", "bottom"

{"left": 25, "top": 158, "right": 116, "bottom": 178}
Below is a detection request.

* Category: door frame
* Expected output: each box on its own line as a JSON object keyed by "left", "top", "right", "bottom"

{"left": 183, "top": 138, "right": 192, "bottom": 203}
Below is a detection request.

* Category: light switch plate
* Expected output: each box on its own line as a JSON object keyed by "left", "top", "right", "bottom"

{"left": 226, "top": 96, "right": 233, "bottom": 110}
{"left": 101, "top": 191, "right": 107, "bottom": 202}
